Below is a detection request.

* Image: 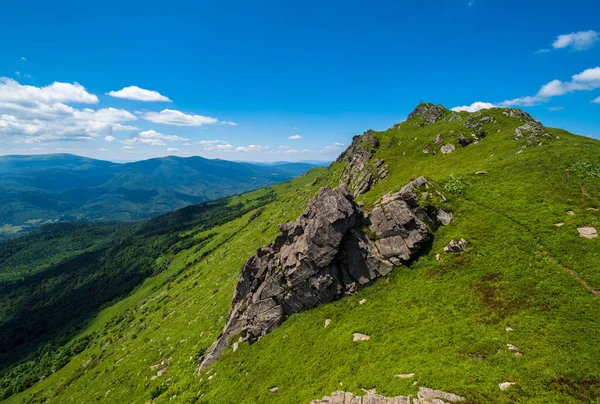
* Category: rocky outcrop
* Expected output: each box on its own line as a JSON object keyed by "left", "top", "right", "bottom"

{"left": 337, "top": 131, "right": 389, "bottom": 195}
{"left": 199, "top": 177, "right": 450, "bottom": 371}
{"left": 408, "top": 104, "right": 447, "bottom": 126}
{"left": 310, "top": 387, "right": 465, "bottom": 404}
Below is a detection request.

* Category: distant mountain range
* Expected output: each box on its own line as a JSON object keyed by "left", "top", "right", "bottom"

{"left": 0, "top": 153, "right": 321, "bottom": 238}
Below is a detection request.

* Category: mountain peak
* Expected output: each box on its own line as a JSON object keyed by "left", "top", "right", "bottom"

{"left": 407, "top": 103, "right": 448, "bottom": 125}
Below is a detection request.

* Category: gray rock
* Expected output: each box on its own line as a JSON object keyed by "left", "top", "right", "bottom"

{"left": 199, "top": 178, "right": 447, "bottom": 372}
{"left": 395, "top": 373, "right": 415, "bottom": 379}
{"left": 434, "top": 134, "right": 443, "bottom": 144}
{"left": 444, "top": 239, "right": 469, "bottom": 253}
{"left": 457, "top": 134, "right": 472, "bottom": 147}
{"left": 499, "top": 382, "right": 516, "bottom": 391}
{"left": 578, "top": 227, "right": 598, "bottom": 239}
{"left": 440, "top": 144, "right": 455, "bottom": 155}
{"left": 507, "top": 344, "right": 522, "bottom": 356}
{"left": 353, "top": 333, "right": 371, "bottom": 341}
{"left": 310, "top": 389, "right": 413, "bottom": 404}
{"left": 337, "top": 131, "right": 389, "bottom": 195}
{"left": 418, "top": 387, "right": 465, "bottom": 403}
{"left": 269, "top": 387, "right": 279, "bottom": 393}
{"left": 475, "top": 171, "right": 487, "bottom": 175}
{"left": 436, "top": 210, "right": 453, "bottom": 226}
{"left": 408, "top": 104, "right": 447, "bottom": 126}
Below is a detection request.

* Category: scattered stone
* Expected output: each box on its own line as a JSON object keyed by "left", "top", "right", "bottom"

{"left": 359, "top": 299, "right": 367, "bottom": 305}
{"left": 269, "top": 387, "right": 279, "bottom": 394}
{"left": 353, "top": 333, "right": 371, "bottom": 342}
{"left": 423, "top": 146, "right": 430, "bottom": 154}
{"left": 440, "top": 144, "right": 455, "bottom": 155}
{"left": 435, "top": 253, "right": 442, "bottom": 262}
{"left": 457, "top": 134, "right": 472, "bottom": 147}
{"left": 418, "top": 387, "right": 465, "bottom": 403}
{"left": 507, "top": 344, "right": 522, "bottom": 356}
{"left": 555, "top": 223, "right": 565, "bottom": 227}
{"left": 395, "top": 373, "right": 415, "bottom": 379}
{"left": 475, "top": 171, "right": 488, "bottom": 175}
{"left": 505, "top": 327, "right": 513, "bottom": 332}
{"left": 232, "top": 342, "right": 239, "bottom": 352}
{"left": 199, "top": 178, "right": 448, "bottom": 371}
{"left": 310, "top": 389, "right": 412, "bottom": 404}
{"left": 444, "top": 238, "right": 469, "bottom": 253}
{"left": 499, "top": 382, "right": 516, "bottom": 391}
{"left": 436, "top": 210, "right": 454, "bottom": 226}
{"left": 516, "top": 150, "right": 523, "bottom": 154}
{"left": 434, "top": 134, "right": 443, "bottom": 144}
{"left": 566, "top": 211, "right": 575, "bottom": 216}
{"left": 578, "top": 227, "right": 598, "bottom": 239}
{"left": 324, "top": 319, "right": 331, "bottom": 328}
{"left": 588, "top": 207, "right": 599, "bottom": 211}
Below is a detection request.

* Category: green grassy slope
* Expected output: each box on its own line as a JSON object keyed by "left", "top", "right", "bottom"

{"left": 4, "top": 105, "right": 600, "bottom": 403}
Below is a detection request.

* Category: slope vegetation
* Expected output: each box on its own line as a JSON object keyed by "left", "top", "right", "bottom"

{"left": 2, "top": 105, "right": 600, "bottom": 403}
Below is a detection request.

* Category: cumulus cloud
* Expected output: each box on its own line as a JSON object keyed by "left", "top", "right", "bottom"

{"left": 195, "top": 140, "right": 234, "bottom": 151}
{"left": 107, "top": 86, "right": 172, "bottom": 102}
{"left": 553, "top": 30, "right": 599, "bottom": 51}
{"left": 592, "top": 96, "right": 600, "bottom": 104}
{"left": 167, "top": 148, "right": 181, "bottom": 153}
{"left": 451, "top": 102, "right": 496, "bottom": 113}
{"left": 122, "top": 129, "right": 188, "bottom": 146}
{"left": 221, "top": 121, "right": 238, "bottom": 126}
{"left": 105, "top": 135, "right": 116, "bottom": 142}
{"left": 0, "top": 78, "right": 98, "bottom": 104}
{"left": 288, "top": 135, "right": 302, "bottom": 140}
{"left": 498, "top": 66, "right": 600, "bottom": 107}
{"left": 0, "top": 78, "right": 139, "bottom": 143}
{"left": 548, "top": 106, "right": 565, "bottom": 111}
{"left": 142, "top": 109, "right": 218, "bottom": 126}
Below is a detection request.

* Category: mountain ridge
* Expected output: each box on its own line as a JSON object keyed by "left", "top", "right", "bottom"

{"left": 1, "top": 104, "right": 599, "bottom": 403}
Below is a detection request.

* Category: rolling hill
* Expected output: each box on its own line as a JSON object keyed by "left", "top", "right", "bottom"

{"left": 0, "top": 154, "right": 319, "bottom": 238}
{"left": 1, "top": 104, "right": 599, "bottom": 403}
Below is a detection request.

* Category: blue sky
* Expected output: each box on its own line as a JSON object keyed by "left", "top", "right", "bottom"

{"left": 0, "top": 0, "right": 599, "bottom": 162}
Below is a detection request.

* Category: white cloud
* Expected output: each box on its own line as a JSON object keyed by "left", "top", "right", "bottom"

{"left": 553, "top": 30, "right": 599, "bottom": 51}
{"left": 0, "top": 78, "right": 98, "bottom": 104}
{"left": 107, "top": 86, "right": 171, "bottom": 102}
{"left": 451, "top": 102, "right": 496, "bottom": 112}
{"left": 143, "top": 109, "right": 218, "bottom": 126}
{"left": 288, "top": 134, "right": 302, "bottom": 140}
{"left": 105, "top": 135, "right": 116, "bottom": 142}
{"left": 15, "top": 71, "right": 21, "bottom": 78}
{"left": 235, "top": 145, "right": 270, "bottom": 152}
{"left": 123, "top": 146, "right": 133, "bottom": 149}
{"left": 534, "top": 48, "right": 551, "bottom": 54}
{"left": 20, "top": 57, "right": 27, "bottom": 61}
{"left": 592, "top": 96, "right": 600, "bottom": 104}
{"left": 122, "top": 129, "right": 188, "bottom": 146}
{"left": 548, "top": 106, "right": 564, "bottom": 111}
{"left": 221, "top": 121, "right": 238, "bottom": 126}
{"left": 0, "top": 78, "right": 140, "bottom": 143}
{"left": 497, "top": 66, "right": 600, "bottom": 107}
{"left": 167, "top": 148, "right": 181, "bottom": 153}
{"left": 98, "top": 148, "right": 108, "bottom": 152}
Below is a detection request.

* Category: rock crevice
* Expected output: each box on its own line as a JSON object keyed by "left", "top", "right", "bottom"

{"left": 199, "top": 177, "right": 449, "bottom": 371}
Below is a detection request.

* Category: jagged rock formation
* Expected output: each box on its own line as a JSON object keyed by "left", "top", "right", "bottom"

{"left": 310, "top": 387, "right": 465, "bottom": 404}
{"left": 199, "top": 177, "right": 449, "bottom": 371}
{"left": 408, "top": 103, "right": 447, "bottom": 126}
{"left": 338, "top": 130, "right": 389, "bottom": 195}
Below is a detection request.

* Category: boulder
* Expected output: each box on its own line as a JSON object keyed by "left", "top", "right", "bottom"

{"left": 199, "top": 178, "right": 449, "bottom": 372}
{"left": 418, "top": 387, "right": 465, "bottom": 403}
{"left": 440, "top": 144, "right": 455, "bottom": 155}
{"left": 408, "top": 104, "right": 447, "bottom": 126}
{"left": 444, "top": 239, "right": 469, "bottom": 253}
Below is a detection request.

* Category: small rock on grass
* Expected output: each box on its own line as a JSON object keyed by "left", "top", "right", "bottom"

{"left": 359, "top": 298, "right": 367, "bottom": 305}
{"left": 395, "top": 373, "right": 415, "bottom": 379}
{"left": 566, "top": 211, "right": 576, "bottom": 216}
{"left": 324, "top": 319, "right": 331, "bottom": 328}
{"left": 499, "top": 382, "right": 516, "bottom": 391}
{"left": 578, "top": 227, "right": 598, "bottom": 239}
{"left": 507, "top": 344, "right": 522, "bottom": 356}
{"left": 269, "top": 387, "right": 278, "bottom": 393}
{"left": 353, "top": 333, "right": 370, "bottom": 341}
{"left": 555, "top": 222, "right": 565, "bottom": 227}
{"left": 475, "top": 171, "right": 488, "bottom": 175}
{"left": 444, "top": 238, "right": 469, "bottom": 253}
